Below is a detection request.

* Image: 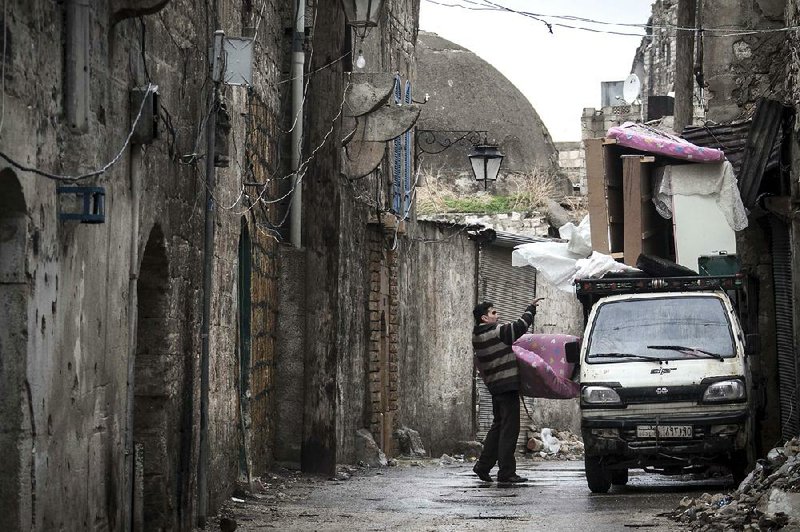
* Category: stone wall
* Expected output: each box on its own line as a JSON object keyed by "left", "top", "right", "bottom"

{"left": 701, "top": 0, "right": 786, "bottom": 121}
{"left": 0, "top": 0, "right": 288, "bottom": 528}
{"left": 528, "top": 279, "right": 585, "bottom": 434}
{"left": 555, "top": 141, "right": 586, "bottom": 194}
{"left": 396, "top": 221, "right": 478, "bottom": 455}
{"left": 581, "top": 104, "right": 643, "bottom": 140}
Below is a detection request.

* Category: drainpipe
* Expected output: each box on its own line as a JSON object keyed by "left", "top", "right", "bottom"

{"left": 289, "top": 0, "right": 304, "bottom": 248}
{"left": 65, "top": 0, "right": 90, "bottom": 133}
{"left": 125, "top": 146, "right": 143, "bottom": 532}
{"left": 197, "top": 29, "right": 224, "bottom": 527}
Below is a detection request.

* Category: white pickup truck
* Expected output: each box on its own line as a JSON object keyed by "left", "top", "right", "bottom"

{"left": 565, "top": 275, "right": 760, "bottom": 493}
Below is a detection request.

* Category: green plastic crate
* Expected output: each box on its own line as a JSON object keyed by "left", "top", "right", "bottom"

{"left": 698, "top": 254, "right": 740, "bottom": 276}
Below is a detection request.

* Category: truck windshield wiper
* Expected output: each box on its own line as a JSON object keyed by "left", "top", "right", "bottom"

{"left": 589, "top": 352, "right": 664, "bottom": 362}
{"left": 647, "top": 345, "right": 725, "bottom": 361}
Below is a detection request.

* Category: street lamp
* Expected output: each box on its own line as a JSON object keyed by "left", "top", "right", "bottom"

{"left": 469, "top": 142, "right": 504, "bottom": 190}
{"left": 414, "top": 129, "right": 504, "bottom": 189}
{"left": 341, "top": 0, "right": 384, "bottom": 37}
{"left": 341, "top": 0, "right": 385, "bottom": 68}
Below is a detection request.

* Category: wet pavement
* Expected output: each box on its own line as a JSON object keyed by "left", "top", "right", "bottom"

{"left": 213, "top": 459, "right": 735, "bottom": 531}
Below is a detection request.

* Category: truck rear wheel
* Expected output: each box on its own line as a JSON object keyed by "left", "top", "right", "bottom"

{"left": 585, "top": 455, "right": 611, "bottom": 493}
{"left": 611, "top": 468, "right": 629, "bottom": 486}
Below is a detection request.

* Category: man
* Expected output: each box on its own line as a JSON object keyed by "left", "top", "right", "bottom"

{"left": 471, "top": 298, "right": 542, "bottom": 483}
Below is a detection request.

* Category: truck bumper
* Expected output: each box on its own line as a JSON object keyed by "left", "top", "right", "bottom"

{"left": 581, "top": 411, "right": 750, "bottom": 469}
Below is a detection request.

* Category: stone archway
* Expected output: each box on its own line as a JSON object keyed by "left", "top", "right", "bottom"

{"left": 132, "top": 226, "right": 180, "bottom": 531}
{"left": 0, "top": 169, "right": 30, "bottom": 531}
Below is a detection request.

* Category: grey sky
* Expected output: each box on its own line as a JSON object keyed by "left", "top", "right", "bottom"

{"left": 419, "top": 1, "right": 656, "bottom": 142}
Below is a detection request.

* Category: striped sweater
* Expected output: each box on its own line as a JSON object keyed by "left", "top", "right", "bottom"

{"left": 472, "top": 305, "right": 536, "bottom": 395}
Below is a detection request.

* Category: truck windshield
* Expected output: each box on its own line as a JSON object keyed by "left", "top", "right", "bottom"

{"left": 586, "top": 296, "right": 735, "bottom": 363}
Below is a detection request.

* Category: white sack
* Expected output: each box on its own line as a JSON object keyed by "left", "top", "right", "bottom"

{"left": 559, "top": 214, "right": 592, "bottom": 257}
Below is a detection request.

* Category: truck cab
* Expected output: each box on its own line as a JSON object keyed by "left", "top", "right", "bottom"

{"left": 567, "top": 275, "right": 759, "bottom": 493}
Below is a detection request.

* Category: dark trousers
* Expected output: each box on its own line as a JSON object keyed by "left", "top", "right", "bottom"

{"left": 476, "top": 391, "right": 520, "bottom": 479}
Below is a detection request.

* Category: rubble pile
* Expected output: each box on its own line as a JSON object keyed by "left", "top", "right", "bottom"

{"left": 525, "top": 426, "right": 584, "bottom": 460}
{"left": 665, "top": 438, "right": 800, "bottom": 530}
{"left": 394, "top": 426, "right": 427, "bottom": 458}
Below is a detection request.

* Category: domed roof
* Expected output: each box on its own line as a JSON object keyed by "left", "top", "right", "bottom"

{"left": 414, "top": 31, "right": 559, "bottom": 177}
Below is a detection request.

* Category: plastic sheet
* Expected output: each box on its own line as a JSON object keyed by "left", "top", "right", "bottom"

{"left": 512, "top": 244, "right": 639, "bottom": 292}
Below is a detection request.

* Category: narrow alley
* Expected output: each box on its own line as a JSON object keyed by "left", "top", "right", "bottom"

{"left": 209, "top": 458, "right": 730, "bottom": 531}
{"left": 4, "top": 0, "right": 800, "bottom": 530}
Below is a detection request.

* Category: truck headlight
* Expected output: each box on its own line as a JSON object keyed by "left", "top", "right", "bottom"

{"left": 702, "top": 380, "right": 746, "bottom": 403}
{"left": 582, "top": 386, "right": 622, "bottom": 405}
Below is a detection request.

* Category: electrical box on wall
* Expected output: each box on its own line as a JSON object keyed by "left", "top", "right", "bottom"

{"left": 130, "top": 85, "right": 160, "bottom": 145}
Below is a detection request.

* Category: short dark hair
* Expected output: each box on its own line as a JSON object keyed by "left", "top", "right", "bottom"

{"left": 473, "top": 301, "right": 494, "bottom": 325}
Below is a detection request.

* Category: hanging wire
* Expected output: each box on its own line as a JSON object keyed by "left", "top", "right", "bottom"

{"left": 424, "top": 0, "right": 800, "bottom": 38}
{"left": 0, "top": 82, "right": 156, "bottom": 182}
{"left": 196, "top": 78, "right": 352, "bottom": 218}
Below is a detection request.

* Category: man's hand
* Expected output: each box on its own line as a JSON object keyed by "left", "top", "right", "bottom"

{"left": 532, "top": 297, "right": 545, "bottom": 306}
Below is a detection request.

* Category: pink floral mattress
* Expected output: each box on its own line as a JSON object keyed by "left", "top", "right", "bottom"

{"left": 513, "top": 334, "right": 580, "bottom": 400}
{"left": 607, "top": 122, "right": 725, "bottom": 163}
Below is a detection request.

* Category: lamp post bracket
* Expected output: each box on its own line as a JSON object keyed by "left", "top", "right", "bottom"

{"left": 414, "top": 129, "right": 488, "bottom": 156}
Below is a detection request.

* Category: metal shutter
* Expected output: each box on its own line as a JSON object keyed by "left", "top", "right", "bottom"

{"left": 476, "top": 244, "right": 537, "bottom": 449}
{"left": 771, "top": 217, "right": 799, "bottom": 439}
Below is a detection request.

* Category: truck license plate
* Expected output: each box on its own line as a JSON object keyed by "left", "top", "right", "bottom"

{"left": 636, "top": 425, "right": 693, "bottom": 438}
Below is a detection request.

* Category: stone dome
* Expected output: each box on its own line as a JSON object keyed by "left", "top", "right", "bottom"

{"left": 414, "top": 31, "right": 561, "bottom": 186}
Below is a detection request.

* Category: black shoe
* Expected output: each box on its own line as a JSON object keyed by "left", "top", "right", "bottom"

{"left": 473, "top": 465, "right": 492, "bottom": 482}
{"left": 497, "top": 475, "right": 527, "bottom": 483}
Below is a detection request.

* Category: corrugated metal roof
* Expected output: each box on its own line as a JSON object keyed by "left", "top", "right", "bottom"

{"left": 681, "top": 98, "right": 788, "bottom": 208}
{"left": 681, "top": 120, "right": 755, "bottom": 175}
{"left": 491, "top": 230, "right": 561, "bottom": 248}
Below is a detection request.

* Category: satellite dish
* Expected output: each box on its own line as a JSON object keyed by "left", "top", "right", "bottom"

{"left": 623, "top": 73, "right": 641, "bottom": 104}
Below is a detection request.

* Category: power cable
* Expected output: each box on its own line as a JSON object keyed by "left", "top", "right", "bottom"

{"left": 424, "top": 0, "right": 800, "bottom": 38}
{"left": 195, "top": 79, "right": 351, "bottom": 218}
{"left": 0, "top": 82, "right": 156, "bottom": 181}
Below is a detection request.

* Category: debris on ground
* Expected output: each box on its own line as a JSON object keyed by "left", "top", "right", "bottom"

{"left": 524, "top": 426, "right": 584, "bottom": 460}
{"left": 394, "top": 425, "right": 427, "bottom": 458}
{"left": 450, "top": 440, "right": 483, "bottom": 459}
{"left": 663, "top": 437, "right": 800, "bottom": 530}
{"left": 355, "top": 428, "right": 388, "bottom": 467}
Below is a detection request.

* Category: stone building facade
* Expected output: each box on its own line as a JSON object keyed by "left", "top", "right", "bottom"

{"left": 0, "top": 0, "right": 292, "bottom": 529}
{"left": 0, "top": 0, "right": 485, "bottom": 529}
{"left": 272, "top": 1, "right": 479, "bottom": 471}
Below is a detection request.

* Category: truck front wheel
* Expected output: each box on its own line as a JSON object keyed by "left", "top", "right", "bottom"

{"left": 585, "top": 455, "right": 611, "bottom": 493}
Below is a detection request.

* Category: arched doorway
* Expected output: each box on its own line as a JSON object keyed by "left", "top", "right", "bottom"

{"left": 132, "top": 226, "right": 179, "bottom": 530}
{"left": 0, "top": 169, "right": 30, "bottom": 531}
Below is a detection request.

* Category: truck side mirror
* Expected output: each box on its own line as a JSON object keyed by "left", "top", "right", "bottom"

{"left": 565, "top": 340, "right": 581, "bottom": 364}
{"left": 745, "top": 333, "right": 760, "bottom": 357}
